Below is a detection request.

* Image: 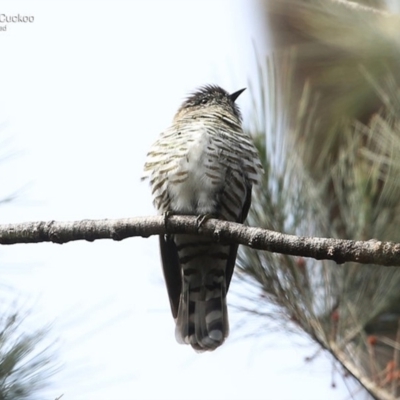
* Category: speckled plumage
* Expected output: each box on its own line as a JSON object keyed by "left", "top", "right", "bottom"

{"left": 143, "top": 85, "right": 263, "bottom": 351}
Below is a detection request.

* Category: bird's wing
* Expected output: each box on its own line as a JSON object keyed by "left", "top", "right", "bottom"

{"left": 225, "top": 184, "right": 252, "bottom": 291}
{"left": 159, "top": 234, "right": 181, "bottom": 318}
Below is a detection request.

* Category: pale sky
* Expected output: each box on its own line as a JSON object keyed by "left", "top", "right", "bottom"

{"left": 0, "top": 1, "right": 358, "bottom": 399}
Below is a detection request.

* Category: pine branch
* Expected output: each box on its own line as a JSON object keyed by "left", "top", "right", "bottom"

{"left": 330, "top": 0, "right": 389, "bottom": 14}
{"left": 327, "top": 342, "right": 397, "bottom": 400}
{"left": 1, "top": 216, "right": 400, "bottom": 267}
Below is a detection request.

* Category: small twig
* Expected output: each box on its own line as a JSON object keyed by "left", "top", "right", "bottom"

{"left": 330, "top": 342, "right": 398, "bottom": 400}
{"left": 391, "top": 320, "right": 400, "bottom": 395}
{"left": 331, "top": 0, "right": 390, "bottom": 15}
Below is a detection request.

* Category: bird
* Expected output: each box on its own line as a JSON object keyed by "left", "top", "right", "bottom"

{"left": 142, "top": 84, "right": 263, "bottom": 351}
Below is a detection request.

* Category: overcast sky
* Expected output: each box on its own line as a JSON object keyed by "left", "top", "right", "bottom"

{"left": 0, "top": 1, "right": 357, "bottom": 399}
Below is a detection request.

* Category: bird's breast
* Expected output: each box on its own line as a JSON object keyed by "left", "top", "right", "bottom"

{"left": 168, "top": 130, "right": 224, "bottom": 215}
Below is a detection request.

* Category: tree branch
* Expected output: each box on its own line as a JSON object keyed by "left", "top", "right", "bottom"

{"left": 1, "top": 216, "right": 400, "bottom": 266}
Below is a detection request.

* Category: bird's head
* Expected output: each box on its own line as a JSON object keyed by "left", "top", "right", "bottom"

{"left": 175, "top": 84, "right": 245, "bottom": 121}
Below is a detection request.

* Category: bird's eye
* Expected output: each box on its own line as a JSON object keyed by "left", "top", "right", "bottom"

{"left": 200, "top": 98, "right": 208, "bottom": 105}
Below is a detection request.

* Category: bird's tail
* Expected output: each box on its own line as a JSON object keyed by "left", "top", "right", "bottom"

{"left": 175, "top": 266, "right": 229, "bottom": 352}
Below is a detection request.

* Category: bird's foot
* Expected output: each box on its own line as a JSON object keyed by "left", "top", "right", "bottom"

{"left": 195, "top": 214, "right": 214, "bottom": 231}
{"left": 163, "top": 211, "right": 174, "bottom": 239}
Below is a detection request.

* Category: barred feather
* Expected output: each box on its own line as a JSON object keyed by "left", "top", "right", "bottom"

{"left": 143, "top": 85, "right": 263, "bottom": 351}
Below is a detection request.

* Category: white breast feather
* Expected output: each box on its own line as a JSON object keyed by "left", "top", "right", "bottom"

{"left": 143, "top": 117, "right": 264, "bottom": 215}
{"left": 168, "top": 130, "right": 223, "bottom": 214}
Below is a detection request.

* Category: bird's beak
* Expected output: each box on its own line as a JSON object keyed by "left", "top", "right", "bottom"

{"left": 229, "top": 88, "right": 246, "bottom": 102}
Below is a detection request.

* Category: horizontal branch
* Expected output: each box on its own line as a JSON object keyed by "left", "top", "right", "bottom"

{"left": 1, "top": 216, "right": 400, "bottom": 266}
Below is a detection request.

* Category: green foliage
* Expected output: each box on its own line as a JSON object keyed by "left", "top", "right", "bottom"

{"left": 0, "top": 132, "right": 57, "bottom": 399}
{"left": 0, "top": 308, "right": 56, "bottom": 400}
{"left": 237, "top": 1, "right": 400, "bottom": 397}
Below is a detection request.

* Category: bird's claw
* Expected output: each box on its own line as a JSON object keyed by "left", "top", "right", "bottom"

{"left": 163, "top": 211, "right": 173, "bottom": 239}
{"left": 195, "top": 214, "right": 213, "bottom": 231}
{"left": 164, "top": 211, "right": 171, "bottom": 228}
